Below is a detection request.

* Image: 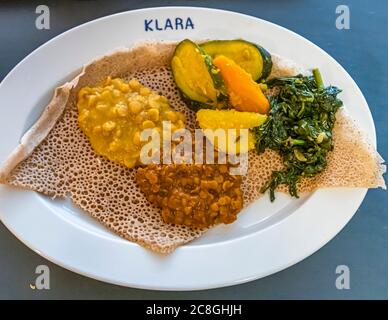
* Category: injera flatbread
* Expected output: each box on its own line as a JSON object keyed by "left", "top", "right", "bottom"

{"left": 0, "top": 42, "right": 385, "bottom": 253}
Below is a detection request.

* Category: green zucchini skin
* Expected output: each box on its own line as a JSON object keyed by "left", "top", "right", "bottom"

{"left": 180, "top": 93, "right": 216, "bottom": 112}
{"left": 256, "top": 44, "right": 272, "bottom": 81}
{"left": 200, "top": 39, "right": 272, "bottom": 82}
{"left": 202, "top": 51, "right": 228, "bottom": 100}
{"left": 180, "top": 90, "right": 228, "bottom": 112}
{"left": 171, "top": 39, "right": 228, "bottom": 111}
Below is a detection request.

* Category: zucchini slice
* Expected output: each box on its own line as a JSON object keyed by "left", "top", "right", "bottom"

{"left": 171, "top": 39, "right": 227, "bottom": 110}
{"left": 200, "top": 40, "right": 272, "bottom": 81}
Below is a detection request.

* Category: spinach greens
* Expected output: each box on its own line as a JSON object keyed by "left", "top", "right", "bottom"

{"left": 253, "top": 69, "right": 343, "bottom": 201}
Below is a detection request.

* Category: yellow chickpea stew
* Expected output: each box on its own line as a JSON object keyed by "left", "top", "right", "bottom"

{"left": 77, "top": 77, "right": 185, "bottom": 168}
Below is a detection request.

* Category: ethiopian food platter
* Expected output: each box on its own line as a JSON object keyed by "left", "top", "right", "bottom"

{"left": 0, "top": 8, "right": 385, "bottom": 289}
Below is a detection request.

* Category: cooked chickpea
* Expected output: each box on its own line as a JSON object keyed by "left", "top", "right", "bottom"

{"left": 111, "top": 78, "right": 122, "bottom": 88}
{"left": 79, "top": 109, "right": 89, "bottom": 121}
{"left": 101, "top": 90, "right": 111, "bottom": 100}
{"left": 176, "top": 119, "right": 184, "bottom": 128}
{"left": 210, "top": 203, "right": 219, "bottom": 211}
{"left": 124, "top": 158, "right": 136, "bottom": 168}
{"left": 103, "top": 121, "right": 116, "bottom": 132}
{"left": 93, "top": 125, "right": 102, "bottom": 135}
{"left": 109, "top": 141, "right": 120, "bottom": 152}
{"left": 222, "top": 180, "right": 233, "bottom": 191}
{"left": 140, "top": 87, "right": 151, "bottom": 96}
{"left": 218, "top": 196, "right": 231, "bottom": 205}
{"left": 201, "top": 180, "right": 218, "bottom": 190}
{"left": 132, "top": 131, "right": 141, "bottom": 145}
{"left": 120, "top": 83, "right": 130, "bottom": 93}
{"left": 112, "top": 89, "right": 121, "bottom": 98}
{"left": 178, "top": 113, "right": 185, "bottom": 122}
{"left": 87, "top": 95, "right": 97, "bottom": 108}
{"left": 115, "top": 129, "right": 122, "bottom": 138}
{"left": 147, "top": 108, "right": 159, "bottom": 122}
{"left": 116, "top": 103, "right": 128, "bottom": 117}
{"left": 78, "top": 88, "right": 89, "bottom": 100}
{"left": 219, "top": 165, "right": 228, "bottom": 173}
{"left": 128, "top": 79, "right": 141, "bottom": 91}
{"left": 148, "top": 99, "right": 161, "bottom": 110}
{"left": 170, "top": 123, "right": 177, "bottom": 132}
{"left": 165, "top": 111, "right": 178, "bottom": 122}
{"left": 129, "top": 101, "right": 142, "bottom": 114}
{"left": 134, "top": 114, "right": 143, "bottom": 124}
{"left": 159, "top": 96, "right": 168, "bottom": 103}
{"left": 96, "top": 102, "right": 108, "bottom": 111}
{"left": 134, "top": 95, "right": 146, "bottom": 104}
{"left": 142, "top": 120, "right": 155, "bottom": 129}
{"left": 215, "top": 175, "right": 224, "bottom": 184}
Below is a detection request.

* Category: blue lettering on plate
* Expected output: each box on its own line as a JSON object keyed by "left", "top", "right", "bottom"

{"left": 155, "top": 19, "right": 163, "bottom": 31}
{"left": 175, "top": 17, "right": 183, "bottom": 30}
{"left": 144, "top": 19, "right": 153, "bottom": 31}
{"left": 144, "top": 17, "right": 195, "bottom": 32}
{"left": 165, "top": 18, "right": 173, "bottom": 30}
{"left": 185, "top": 17, "right": 194, "bottom": 30}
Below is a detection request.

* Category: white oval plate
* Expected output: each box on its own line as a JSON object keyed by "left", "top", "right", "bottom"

{"left": 0, "top": 7, "right": 374, "bottom": 290}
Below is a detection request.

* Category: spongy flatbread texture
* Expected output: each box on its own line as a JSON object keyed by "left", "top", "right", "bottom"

{"left": 0, "top": 42, "right": 385, "bottom": 253}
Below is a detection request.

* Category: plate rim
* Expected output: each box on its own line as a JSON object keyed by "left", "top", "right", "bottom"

{"left": 0, "top": 6, "right": 374, "bottom": 290}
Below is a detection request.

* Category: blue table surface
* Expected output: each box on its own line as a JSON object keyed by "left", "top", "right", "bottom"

{"left": 0, "top": 0, "right": 387, "bottom": 299}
